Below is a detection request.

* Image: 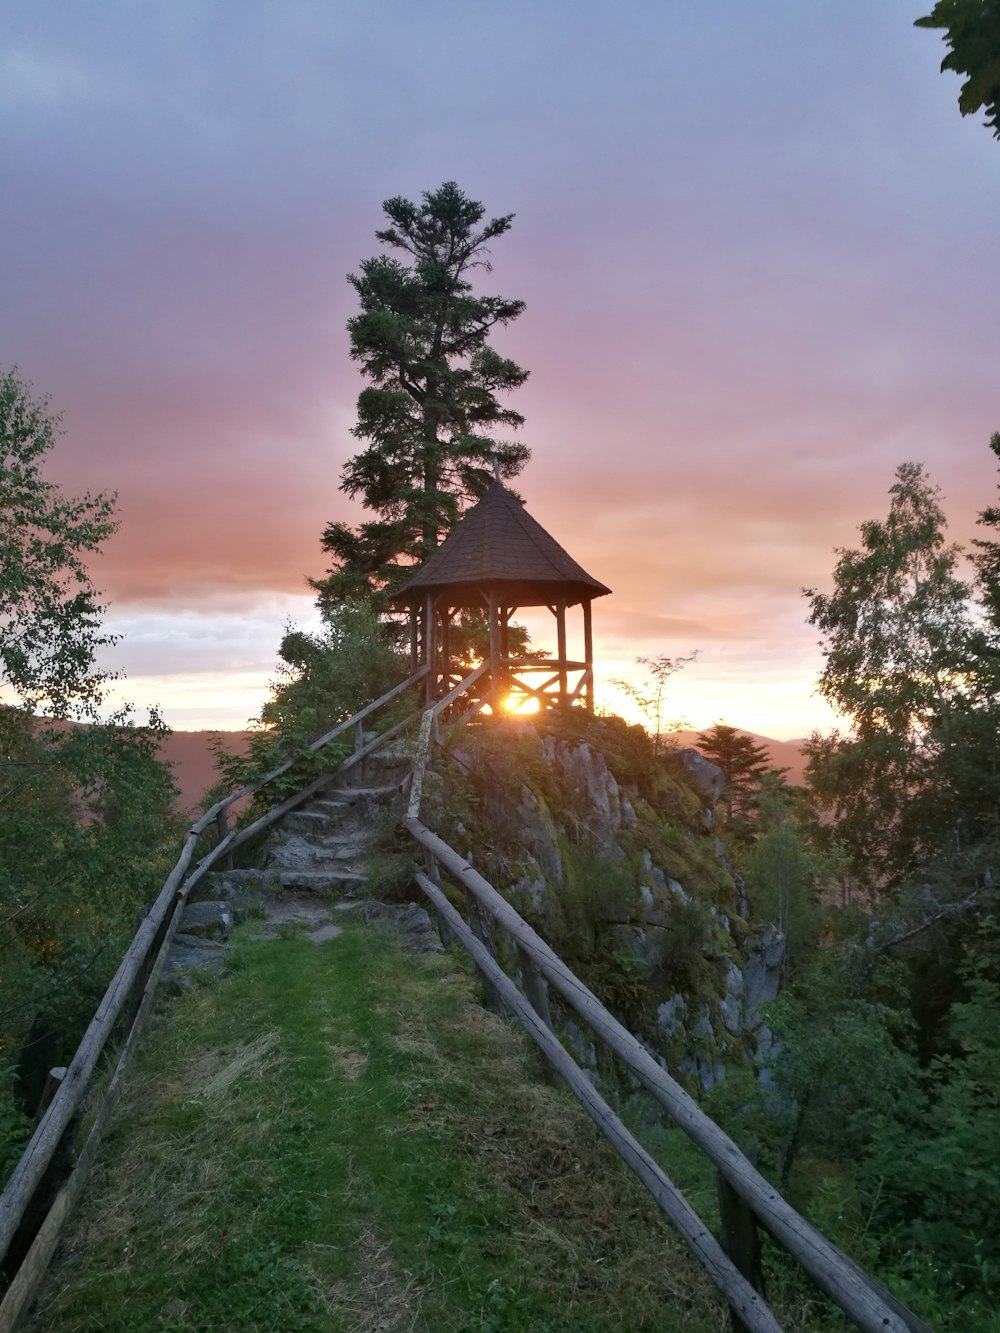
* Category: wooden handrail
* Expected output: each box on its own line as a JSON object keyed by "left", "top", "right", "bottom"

{"left": 0, "top": 665, "right": 429, "bottom": 1289}
{"left": 415, "top": 871, "right": 783, "bottom": 1333}
{"left": 406, "top": 662, "right": 489, "bottom": 823}
{"left": 404, "top": 813, "right": 926, "bottom": 1333}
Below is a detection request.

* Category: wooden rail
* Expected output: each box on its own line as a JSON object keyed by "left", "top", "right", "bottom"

{"left": 403, "top": 701, "right": 933, "bottom": 1333}
{"left": 0, "top": 666, "right": 428, "bottom": 1330}
{"left": 416, "top": 870, "right": 782, "bottom": 1333}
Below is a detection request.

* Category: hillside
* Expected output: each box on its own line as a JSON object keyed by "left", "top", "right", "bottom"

{"left": 161, "top": 727, "right": 809, "bottom": 814}
{"left": 156, "top": 729, "right": 251, "bottom": 812}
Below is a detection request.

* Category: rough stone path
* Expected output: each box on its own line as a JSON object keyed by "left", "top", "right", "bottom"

{"left": 163, "top": 749, "right": 440, "bottom": 990}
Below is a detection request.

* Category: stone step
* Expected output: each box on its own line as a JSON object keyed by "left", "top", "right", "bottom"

{"left": 327, "top": 784, "right": 400, "bottom": 801}
{"left": 316, "top": 841, "right": 368, "bottom": 860}
{"left": 319, "top": 831, "right": 370, "bottom": 847}
{"left": 281, "top": 810, "right": 332, "bottom": 833}
{"left": 278, "top": 868, "right": 366, "bottom": 891}
{"left": 308, "top": 798, "right": 354, "bottom": 816}
{"left": 270, "top": 846, "right": 366, "bottom": 869}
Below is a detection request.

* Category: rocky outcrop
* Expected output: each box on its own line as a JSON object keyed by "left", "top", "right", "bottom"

{"left": 742, "top": 925, "right": 786, "bottom": 1023}
{"left": 442, "top": 724, "right": 781, "bottom": 1098}
{"left": 671, "top": 748, "right": 725, "bottom": 807}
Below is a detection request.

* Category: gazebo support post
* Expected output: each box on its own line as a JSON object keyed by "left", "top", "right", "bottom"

{"left": 499, "top": 606, "right": 510, "bottom": 663}
{"left": 488, "top": 591, "right": 502, "bottom": 714}
{"left": 556, "top": 598, "right": 568, "bottom": 709}
{"left": 583, "top": 599, "right": 594, "bottom": 712}
{"left": 409, "top": 608, "right": 419, "bottom": 674}
{"left": 424, "top": 593, "right": 435, "bottom": 704}
{"left": 440, "top": 605, "right": 451, "bottom": 693}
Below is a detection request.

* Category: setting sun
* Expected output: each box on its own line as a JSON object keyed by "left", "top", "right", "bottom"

{"left": 502, "top": 693, "right": 540, "bottom": 715}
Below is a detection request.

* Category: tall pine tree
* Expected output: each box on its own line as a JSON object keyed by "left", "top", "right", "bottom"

{"left": 313, "top": 182, "right": 530, "bottom": 615}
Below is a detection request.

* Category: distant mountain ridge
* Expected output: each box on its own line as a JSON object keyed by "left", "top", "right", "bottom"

{"left": 158, "top": 730, "right": 251, "bottom": 813}
{"left": 160, "top": 727, "right": 808, "bottom": 814}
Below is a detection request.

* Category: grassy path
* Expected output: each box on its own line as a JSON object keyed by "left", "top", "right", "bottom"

{"left": 27, "top": 922, "right": 728, "bottom": 1332}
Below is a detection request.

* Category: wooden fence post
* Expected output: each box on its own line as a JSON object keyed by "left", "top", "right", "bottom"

{"left": 215, "top": 807, "right": 233, "bottom": 870}
{"left": 516, "top": 944, "right": 551, "bottom": 1027}
{"left": 516, "top": 944, "right": 556, "bottom": 1084}
{"left": 423, "top": 852, "right": 455, "bottom": 949}
{"left": 465, "top": 894, "right": 512, "bottom": 1019}
{"left": 717, "top": 1170, "right": 765, "bottom": 1331}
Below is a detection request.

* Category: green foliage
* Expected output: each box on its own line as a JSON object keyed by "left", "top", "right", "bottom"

{"left": 740, "top": 782, "right": 823, "bottom": 972}
{"left": 695, "top": 723, "right": 783, "bottom": 843}
{"left": 0, "top": 367, "right": 119, "bottom": 718}
{"left": 758, "top": 947, "right": 919, "bottom": 1186}
{"left": 0, "top": 1060, "right": 30, "bottom": 1182}
{"left": 211, "top": 601, "right": 408, "bottom": 813}
{"left": 0, "top": 367, "right": 183, "bottom": 1173}
{"left": 648, "top": 895, "right": 718, "bottom": 996}
{"left": 610, "top": 650, "right": 698, "bottom": 751}
{"left": 0, "top": 706, "right": 179, "bottom": 1136}
{"left": 261, "top": 601, "right": 405, "bottom": 739}
{"left": 916, "top": 1, "right": 1000, "bottom": 139}
{"left": 314, "top": 182, "right": 530, "bottom": 617}
{"left": 550, "top": 846, "right": 638, "bottom": 952}
{"left": 862, "top": 925, "right": 1000, "bottom": 1302}
{"left": 971, "top": 430, "right": 1000, "bottom": 619}
{"left": 804, "top": 460, "right": 990, "bottom": 889}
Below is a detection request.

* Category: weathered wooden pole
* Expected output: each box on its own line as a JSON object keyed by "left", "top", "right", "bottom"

{"left": 516, "top": 944, "right": 552, "bottom": 1028}
{"left": 488, "top": 590, "right": 501, "bottom": 714}
{"left": 499, "top": 605, "right": 510, "bottom": 661}
{"left": 718, "top": 1171, "right": 766, "bottom": 1330}
{"left": 556, "top": 597, "right": 568, "bottom": 708}
{"left": 214, "top": 806, "right": 234, "bottom": 870}
{"left": 424, "top": 593, "right": 435, "bottom": 704}
{"left": 440, "top": 605, "right": 451, "bottom": 693}
{"left": 583, "top": 599, "right": 594, "bottom": 711}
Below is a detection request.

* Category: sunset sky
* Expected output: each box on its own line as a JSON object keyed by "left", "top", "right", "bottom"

{"left": 3, "top": 2, "right": 997, "bottom": 738}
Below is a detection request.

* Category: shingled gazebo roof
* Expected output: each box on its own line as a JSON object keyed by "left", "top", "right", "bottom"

{"left": 392, "top": 481, "right": 612, "bottom": 609}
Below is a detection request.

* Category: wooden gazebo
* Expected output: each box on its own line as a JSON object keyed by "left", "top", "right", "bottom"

{"left": 392, "top": 481, "right": 611, "bottom": 713}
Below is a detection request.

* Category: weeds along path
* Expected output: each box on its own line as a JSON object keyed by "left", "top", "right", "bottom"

{"left": 25, "top": 922, "right": 730, "bottom": 1332}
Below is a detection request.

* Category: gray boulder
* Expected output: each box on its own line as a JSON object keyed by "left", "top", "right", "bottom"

{"left": 742, "top": 925, "right": 786, "bottom": 1028}
{"left": 179, "top": 900, "right": 234, "bottom": 941}
{"left": 162, "top": 933, "right": 228, "bottom": 992}
{"left": 359, "top": 901, "right": 443, "bottom": 953}
{"left": 672, "top": 749, "right": 725, "bottom": 807}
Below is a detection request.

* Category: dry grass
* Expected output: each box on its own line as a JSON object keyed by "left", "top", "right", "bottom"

{"left": 314, "top": 1227, "right": 423, "bottom": 1333}
{"left": 185, "top": 1029, "right": 283, "bottom": 1099}
{"left": 386, "top": 958, "right": 730, "bottom": 1328}
{"left": 329, "top": 1044, "right": 369, "bottom": 1081}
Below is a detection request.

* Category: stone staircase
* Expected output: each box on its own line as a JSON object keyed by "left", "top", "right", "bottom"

{"left": 162, "top": 739, "right": 438, "bottom": 987}
{"left": 266, "top": 784, "right": 398, "bottom": 896}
